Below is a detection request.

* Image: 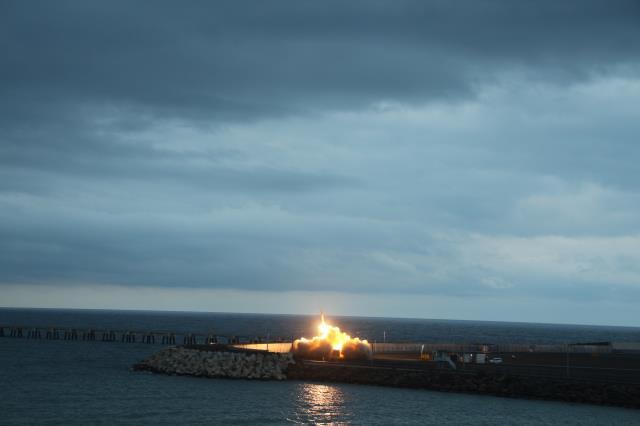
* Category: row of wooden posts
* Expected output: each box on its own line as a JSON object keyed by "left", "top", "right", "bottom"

{"left": 0, "top": 326, "right": 233, "bottom": 345}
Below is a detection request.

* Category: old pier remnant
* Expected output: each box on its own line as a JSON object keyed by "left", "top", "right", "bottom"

{"left": 0, "top": 325, "right": 254, "bottom": 347}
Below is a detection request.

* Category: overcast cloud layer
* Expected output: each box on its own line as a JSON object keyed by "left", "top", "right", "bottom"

{"left": 2, "top": 1, "right": 640, "bottom": 324}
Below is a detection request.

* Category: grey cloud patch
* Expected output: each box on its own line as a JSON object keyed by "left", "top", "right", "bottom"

{"left": 1, "top": 1, "right": 640, "bottom": 319}
{"left": 1, "top": 0, "right": 639, "bottom": 126}
{"left": 2, "top": 80, "right": 640, "bottom": 299}
{"left": 3, "top": 196, "right": 639, "bottom": 302}
{"left": 1, "top": 121, "right": 358, "bottom": 194}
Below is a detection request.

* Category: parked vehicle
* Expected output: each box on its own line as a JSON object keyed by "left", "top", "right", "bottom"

{"left": 489, "top": 357, "right": 503, "bottom": 364}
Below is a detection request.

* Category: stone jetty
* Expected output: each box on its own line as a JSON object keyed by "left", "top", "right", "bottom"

{"left": 133, "top": 345, "right": 295, "bottom": 380}
{"left": 134, "top": 345, "right": 640, "bottom": 409}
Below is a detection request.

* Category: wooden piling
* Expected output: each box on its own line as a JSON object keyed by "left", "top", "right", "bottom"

{"left": 123, "top": 331, "right": 136, "bottom": 343}
{"left": 46, "top": 328, "right": 60, "bottom": 339}
{"left": 1, "top": 326, "right": 199, "bottom": 346}
{"left": 183, "top": 333, "right": 197, "bottom": 345}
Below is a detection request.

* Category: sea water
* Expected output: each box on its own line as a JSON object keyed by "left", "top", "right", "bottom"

{"left": 1, "top": 308, "right": 638, "bottom": 425}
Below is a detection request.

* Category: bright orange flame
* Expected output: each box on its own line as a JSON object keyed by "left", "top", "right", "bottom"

{"left": 292, "top": 313, "right": 372, "bottom": 360}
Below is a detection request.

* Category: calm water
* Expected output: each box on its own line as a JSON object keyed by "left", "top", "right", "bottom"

{"left": 1, "top": 308, "right": 639, "bottom": 425}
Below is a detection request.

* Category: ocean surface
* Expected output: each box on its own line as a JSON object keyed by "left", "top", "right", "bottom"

{"left": 1, "top": 308, "right": 639, "bottom": 425}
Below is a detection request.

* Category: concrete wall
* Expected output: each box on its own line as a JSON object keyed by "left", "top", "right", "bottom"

{"left": 233, "top": 343, "right": 293, "bottom": 353}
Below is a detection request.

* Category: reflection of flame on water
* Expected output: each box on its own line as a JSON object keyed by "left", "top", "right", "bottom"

{"left": 291, "top": 313, "right": 372, "bottom": 361}
{"left": 293, "top": 383, "right": 348, "bottom": 424}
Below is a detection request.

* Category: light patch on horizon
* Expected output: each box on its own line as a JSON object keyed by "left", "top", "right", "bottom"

{"left": 1, "top": 283, "right": 638, "bottom": 327}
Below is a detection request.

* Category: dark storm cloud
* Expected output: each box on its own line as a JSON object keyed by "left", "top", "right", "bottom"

{"left": 1, "top": 0, "right": 639, "bottom": 126}
{"left": 2, "top": 0, "right": 640, "bottom": 313}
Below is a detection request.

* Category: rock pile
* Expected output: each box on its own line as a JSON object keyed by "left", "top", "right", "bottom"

{"left": 134, "top": 346, "right": 295, "bottom": 380}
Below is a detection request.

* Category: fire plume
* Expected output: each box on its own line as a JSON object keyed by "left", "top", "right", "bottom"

{"left": 292, "top": 313, "right": 372, "bottom": 361}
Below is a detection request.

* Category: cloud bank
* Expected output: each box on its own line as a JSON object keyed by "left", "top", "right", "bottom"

{"left": 1, "top": 1, "right": 640, "bottom": 324}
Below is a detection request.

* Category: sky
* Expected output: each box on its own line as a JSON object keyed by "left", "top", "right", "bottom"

{"left": 1, "top": 1, "right": 640, "bottom": 326}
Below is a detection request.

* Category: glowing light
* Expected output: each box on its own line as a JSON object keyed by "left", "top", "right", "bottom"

{"left": 296, "top": 383, "right": 347, "bottom": 424}
{"left": 291, "top": 312, "right": 372, "bottom": 361}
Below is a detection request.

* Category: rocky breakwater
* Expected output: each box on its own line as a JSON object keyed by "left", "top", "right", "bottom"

{"left": 134, "top": 345, "right": 295, "bottom": 380}
{"left": 286, "top": 362, "right": 640, "bottom": 409}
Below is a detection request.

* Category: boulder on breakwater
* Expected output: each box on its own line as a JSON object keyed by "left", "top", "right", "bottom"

{"left": 133, "top": 345, "right": 295, "bottom": 380}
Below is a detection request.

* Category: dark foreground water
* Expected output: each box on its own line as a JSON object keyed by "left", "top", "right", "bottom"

{"left": 1, "top": 308, "right": 639, "bottom": 425}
